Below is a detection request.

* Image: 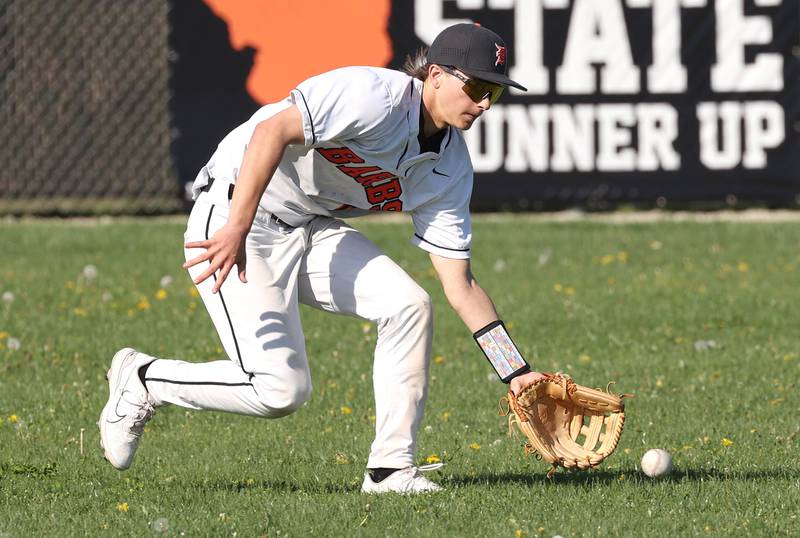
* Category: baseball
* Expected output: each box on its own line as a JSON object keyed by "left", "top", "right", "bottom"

{"left": 640, "top": 448, "right": 672, "bottom": 477}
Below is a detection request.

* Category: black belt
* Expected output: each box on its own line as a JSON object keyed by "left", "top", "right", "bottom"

{"left": 200, "top": 177, "right": 295, "bottom": 229}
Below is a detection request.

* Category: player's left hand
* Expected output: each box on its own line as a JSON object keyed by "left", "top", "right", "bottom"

{"left": 510, "top": 370, "right": 546, "bottom": 395}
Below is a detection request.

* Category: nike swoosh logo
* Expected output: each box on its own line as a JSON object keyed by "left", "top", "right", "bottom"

{"left": 432, "top": 168, "right": 449, "bottom": 177}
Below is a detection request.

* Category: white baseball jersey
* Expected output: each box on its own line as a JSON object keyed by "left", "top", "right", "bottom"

{"left": 192, "top": 66, "right": 474, "bottom": 259}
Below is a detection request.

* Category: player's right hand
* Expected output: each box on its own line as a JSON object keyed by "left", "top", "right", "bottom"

{"left": 183, "top": 223, "right": 249, "bottom": 293}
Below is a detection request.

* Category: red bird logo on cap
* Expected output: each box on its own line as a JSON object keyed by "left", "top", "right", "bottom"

{"left": 495, "top": 43, "right": 506, "bottom": 66}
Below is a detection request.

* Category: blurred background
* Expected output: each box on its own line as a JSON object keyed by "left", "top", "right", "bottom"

{"left": 1, "top": 0, "right": 798, "bottom": 216}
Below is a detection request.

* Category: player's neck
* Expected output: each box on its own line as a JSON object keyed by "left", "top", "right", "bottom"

{"left": 420, "top": 83, "right": 447, "bottom": 138}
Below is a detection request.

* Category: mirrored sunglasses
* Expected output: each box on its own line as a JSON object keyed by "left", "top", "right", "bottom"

{"left": 441, "top": 65, "right": 505, "bottom": 105}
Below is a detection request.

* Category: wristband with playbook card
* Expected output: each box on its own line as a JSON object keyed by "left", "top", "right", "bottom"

{"left": 473, "top": 320, "right": 530, "bottom": 383}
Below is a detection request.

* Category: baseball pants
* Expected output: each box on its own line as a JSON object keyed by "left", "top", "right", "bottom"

{"left": 142, "top": 190, "right": 433, "bottom": 469}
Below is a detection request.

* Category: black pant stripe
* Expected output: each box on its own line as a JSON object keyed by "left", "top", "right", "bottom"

{"left": 146, "top": 377, "right": 253, "bottom": 388}
{"left": 204, "top": 204, "right": 248, "bottom": 374}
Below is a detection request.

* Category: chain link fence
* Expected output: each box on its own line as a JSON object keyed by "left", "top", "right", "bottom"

{"left": 0, "top": 0, "right": 179, "bottom": 216}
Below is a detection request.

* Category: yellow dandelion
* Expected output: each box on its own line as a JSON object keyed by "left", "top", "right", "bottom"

{"left": 515, "top": 530, "right": 525, "bottom": 538}
{"left": 537, "top": 527, "right": 545, "bottom": 534}
{"left": 189, "top": 287, "right": 199, "bottom": 298}
{"left": 506, "top": 321, "right": 514, "bottom": 330}
{"left": 334, "top": 452, "right": 349, "bottom": 465}
{"left": 340, "top": 406, "right": 352, "bottom": 415}
{"left": 600, "top": 254, "right": 615, "bottom": 265}
{"left": 361, "top": 322, "right": 371, "bottom": 334}
{"left": 136, "top": 297, "right": 150, "bottom": 310}
{"left": 426, "top": 454, "right": 441, "bottom": 464}
{"left": 73, "top": 307, "right": 87, "bottom": 317}
{"left": 155, "top": 289, "right": 168, "bottom": 300}
{"left": 434, "top": 355, "right": 445, "bottom": 365}
{"left": 0, "top": 331, "right": 9, "bottom": 339}
{"left": 8, "top": 414, "right": 19, "bottom": 424}
{"left": 440, "top": 411, "right": 451, "bottom": 421}
{"left": 682, "top": 444, "right": 694, "bottom": 451}
{"left": 469, "top": 443, "right": 481, "bottom": 450}
{"left": 324, "top": 426, "right": 333, "bottom": 433}
{"left": 564, "top": 287, "right": 575, "bottom": 296}
{"left": 617, "top": 251, "right": 629, "bottom": 263}
{"left": 553, "top": 283, "right": 563, "bottom": 292}
{"left": 578, "top": 354, "right": 591, "bottom": 365}
{"left": 721, "top": 438, "right": 734, "bottom": 447}
{"left": 624, "top": 448, "right": 631, "bottom": 454}
{"left": 116, "top": 502, "right": 129, "bottom": 512}
{"left": 655, "top": 379, "right": 664, "bottom": 388}
{"left": 737, "top": 262, "right": 749, "bottom": 273}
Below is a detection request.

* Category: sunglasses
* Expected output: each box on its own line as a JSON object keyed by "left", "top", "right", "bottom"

{"left": 440, "top": 65, "right": 505, "bottom": 105}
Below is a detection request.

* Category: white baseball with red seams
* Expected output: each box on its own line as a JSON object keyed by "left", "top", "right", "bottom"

{"left": 141, "top": 66, "right": 474, "bottom": 470}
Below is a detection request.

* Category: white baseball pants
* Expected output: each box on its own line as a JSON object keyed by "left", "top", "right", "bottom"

{"left": 142, "top": 191, "right": 433, "bottom": 469}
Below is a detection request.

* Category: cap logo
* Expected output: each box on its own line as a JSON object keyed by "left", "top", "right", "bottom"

{"left": 495, "top": 43, "right": 506, "bottom": 67}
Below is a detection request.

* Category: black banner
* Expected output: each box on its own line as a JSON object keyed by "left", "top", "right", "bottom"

{"left": 172, "top": 0, "right": 800, "bottom": 210}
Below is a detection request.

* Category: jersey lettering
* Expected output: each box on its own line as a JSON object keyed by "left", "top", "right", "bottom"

{"left": 356, "top": 171, "right": 395, "bottom": 186}
{"left": 337, "top": 165, "right": 380, "bottom": 178}
{"left": 366, "top": 179, "right": 401, "bottom": 204}
{"left": 317, "top": 147, "right": 365, "bottom": 164}
{"left": 317, "top": 146, "right": 403, "bottom": 211}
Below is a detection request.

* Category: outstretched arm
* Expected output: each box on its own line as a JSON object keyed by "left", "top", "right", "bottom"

{"left": 429, "top": 253, "right": 544, "bottom": 393}
{"left": 183, "top": 105, "right": 305, "bottom": 293}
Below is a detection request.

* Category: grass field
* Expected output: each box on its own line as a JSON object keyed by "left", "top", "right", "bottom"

{"left": 1, "top": 214, "right": 798, "bottom": 537}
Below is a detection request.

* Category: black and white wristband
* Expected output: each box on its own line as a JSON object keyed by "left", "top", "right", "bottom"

{"left": 473, "top": 320, "right": 530, "bottom": 383}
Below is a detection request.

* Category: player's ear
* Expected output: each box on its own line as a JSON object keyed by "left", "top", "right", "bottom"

{"left": 428, "top": 64, "right": 446, "bottom": 89}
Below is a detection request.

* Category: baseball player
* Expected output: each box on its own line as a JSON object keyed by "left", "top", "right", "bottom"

{"left": 99, "top": 23, "right": 544, "bottom": 494}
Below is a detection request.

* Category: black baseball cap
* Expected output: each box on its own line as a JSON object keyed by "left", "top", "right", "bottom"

{"left": 427, "top": 23, "right": 527, "bottom": 91}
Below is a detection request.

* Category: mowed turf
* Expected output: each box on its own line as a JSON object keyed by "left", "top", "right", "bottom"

{"left": 0, "top": 215, "right": 798, "bottom": 537}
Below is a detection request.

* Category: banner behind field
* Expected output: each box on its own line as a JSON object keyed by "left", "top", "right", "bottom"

{"left": 392, "top": 0, "right": 800, "bottom": 209}
{"left": 173, "top": 0, "right": 800, "bottom": 209}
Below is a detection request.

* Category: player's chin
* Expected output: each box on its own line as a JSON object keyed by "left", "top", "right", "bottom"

{"left": 458, "top": 115, "right": 479, "bottom": 130}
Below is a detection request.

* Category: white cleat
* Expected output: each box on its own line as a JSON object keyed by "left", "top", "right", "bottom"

{"left": 98, "top": 348, "right": 156, "bottom": 470}
{"left": 361, "top": 464, "right": 444, "bottom": 494}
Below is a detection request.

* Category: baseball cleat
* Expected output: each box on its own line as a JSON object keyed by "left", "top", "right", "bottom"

{"left": 361, "top": 464, "right": 444, "bottom": 494}
{"left": 98, "top": 348, "right": 156, "bottom": 470}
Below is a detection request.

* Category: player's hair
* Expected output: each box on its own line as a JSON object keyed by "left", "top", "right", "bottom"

{"left": 402, "top": 47, "right": 430, "bottom": 81}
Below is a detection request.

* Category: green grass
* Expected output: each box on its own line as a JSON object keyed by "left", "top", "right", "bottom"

{"left": 1, "top": 215, "right": 798, "bottom": 537}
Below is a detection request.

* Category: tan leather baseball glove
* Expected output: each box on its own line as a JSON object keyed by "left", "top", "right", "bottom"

{"left": 503, "top": 372, "right": 630, "bottom": 477}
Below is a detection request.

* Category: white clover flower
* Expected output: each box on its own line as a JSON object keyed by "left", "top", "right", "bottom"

{"left": 82, "top": 264, "right": 98, "bottom": 281}
{"left": 7, "top": 337, "right": 20, "bottom": 350}
{"left": 1, "top": 291, "right": 13, "bottom": 304}
{"left": 151, "top": 518, "right": 169, "bottom": 533}
{"left": 159, "top": 275, "right": 173, "bottom": 288}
